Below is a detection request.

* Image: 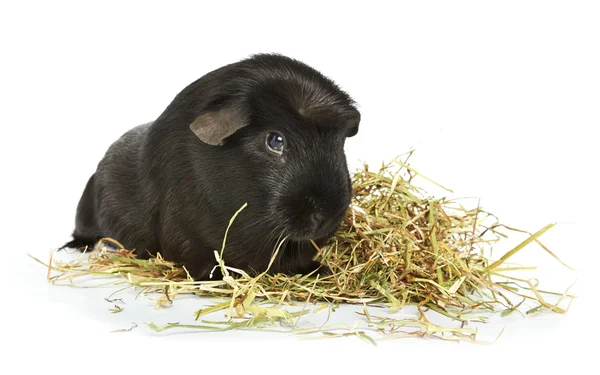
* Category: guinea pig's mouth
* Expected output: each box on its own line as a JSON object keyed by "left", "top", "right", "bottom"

{"left": 288, "top": 229, "right": 326, "bottom": 242}
{"left": 286, "top": 213, "right": 346, "bottom": 242}
{"left": 277, "top": 193, "right": 351, "bottom": 242}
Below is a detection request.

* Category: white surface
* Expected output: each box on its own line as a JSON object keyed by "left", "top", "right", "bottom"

{"left": 1, "top": 1, "right": 598, "bottom": 373}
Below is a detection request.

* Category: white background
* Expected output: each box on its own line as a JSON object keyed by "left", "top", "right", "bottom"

{"left": 1, "top": 0, "right": 598, "bottom": 373}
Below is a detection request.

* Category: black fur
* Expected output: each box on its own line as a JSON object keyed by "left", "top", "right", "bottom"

{"left": 66, "top": 53, "right": 361, "bottom": 280}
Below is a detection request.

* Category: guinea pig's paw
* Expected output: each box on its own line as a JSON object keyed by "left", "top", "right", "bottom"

{"left": 59, "top": 238, "right": 95, "bottom": 252}
{"left": 316, "top": 265, "right": 333, "bottom": 277}
{"left": 96, "top": 241, "right": 122, "bottom": 251}
{"left": 308, "top": 262, "right": 332, "bottom": 277}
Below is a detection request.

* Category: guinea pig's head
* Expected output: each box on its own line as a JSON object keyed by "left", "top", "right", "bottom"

{"left": 184, "top": 54, "right": 360, "bottom": 243}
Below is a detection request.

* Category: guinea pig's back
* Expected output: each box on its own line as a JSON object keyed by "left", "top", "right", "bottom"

{"left": 93, "top": 122, "right": 159, "bottom": 253}
{"left": 96, "top": 122, "right": 151, "bottom": 180}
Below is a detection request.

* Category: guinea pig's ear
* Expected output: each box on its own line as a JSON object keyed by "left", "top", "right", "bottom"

{"left": 189, "top": 102, "right": 250, "bottom": 146}
{"left": 345, "top": 109, "right": 361, "bottom": 138}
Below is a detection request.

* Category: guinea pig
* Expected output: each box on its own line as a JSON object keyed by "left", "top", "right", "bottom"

{"left": 63, "top": 53, "right": 361, "bottom": 280}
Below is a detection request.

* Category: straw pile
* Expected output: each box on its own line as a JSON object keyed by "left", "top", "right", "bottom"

{"left": 32, "top": 152, "right": 574, "bottom": 344}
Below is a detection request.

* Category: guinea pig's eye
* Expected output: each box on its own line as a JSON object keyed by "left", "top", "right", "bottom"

{"left": 266, "top": 132, "right": 285, "bottom": 154}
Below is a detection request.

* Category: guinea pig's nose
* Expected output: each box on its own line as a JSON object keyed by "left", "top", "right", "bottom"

{"left": 310, "top": 211, "right": 327, "bottom": 229}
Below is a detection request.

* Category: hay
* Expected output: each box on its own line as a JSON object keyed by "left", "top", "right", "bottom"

{"left": 31, "top": 152, "right": 575, "bottom": 344}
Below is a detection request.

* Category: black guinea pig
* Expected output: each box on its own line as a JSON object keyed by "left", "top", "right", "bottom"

{"left": 64, "top": 53, "right": 361, "bottom": 280}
